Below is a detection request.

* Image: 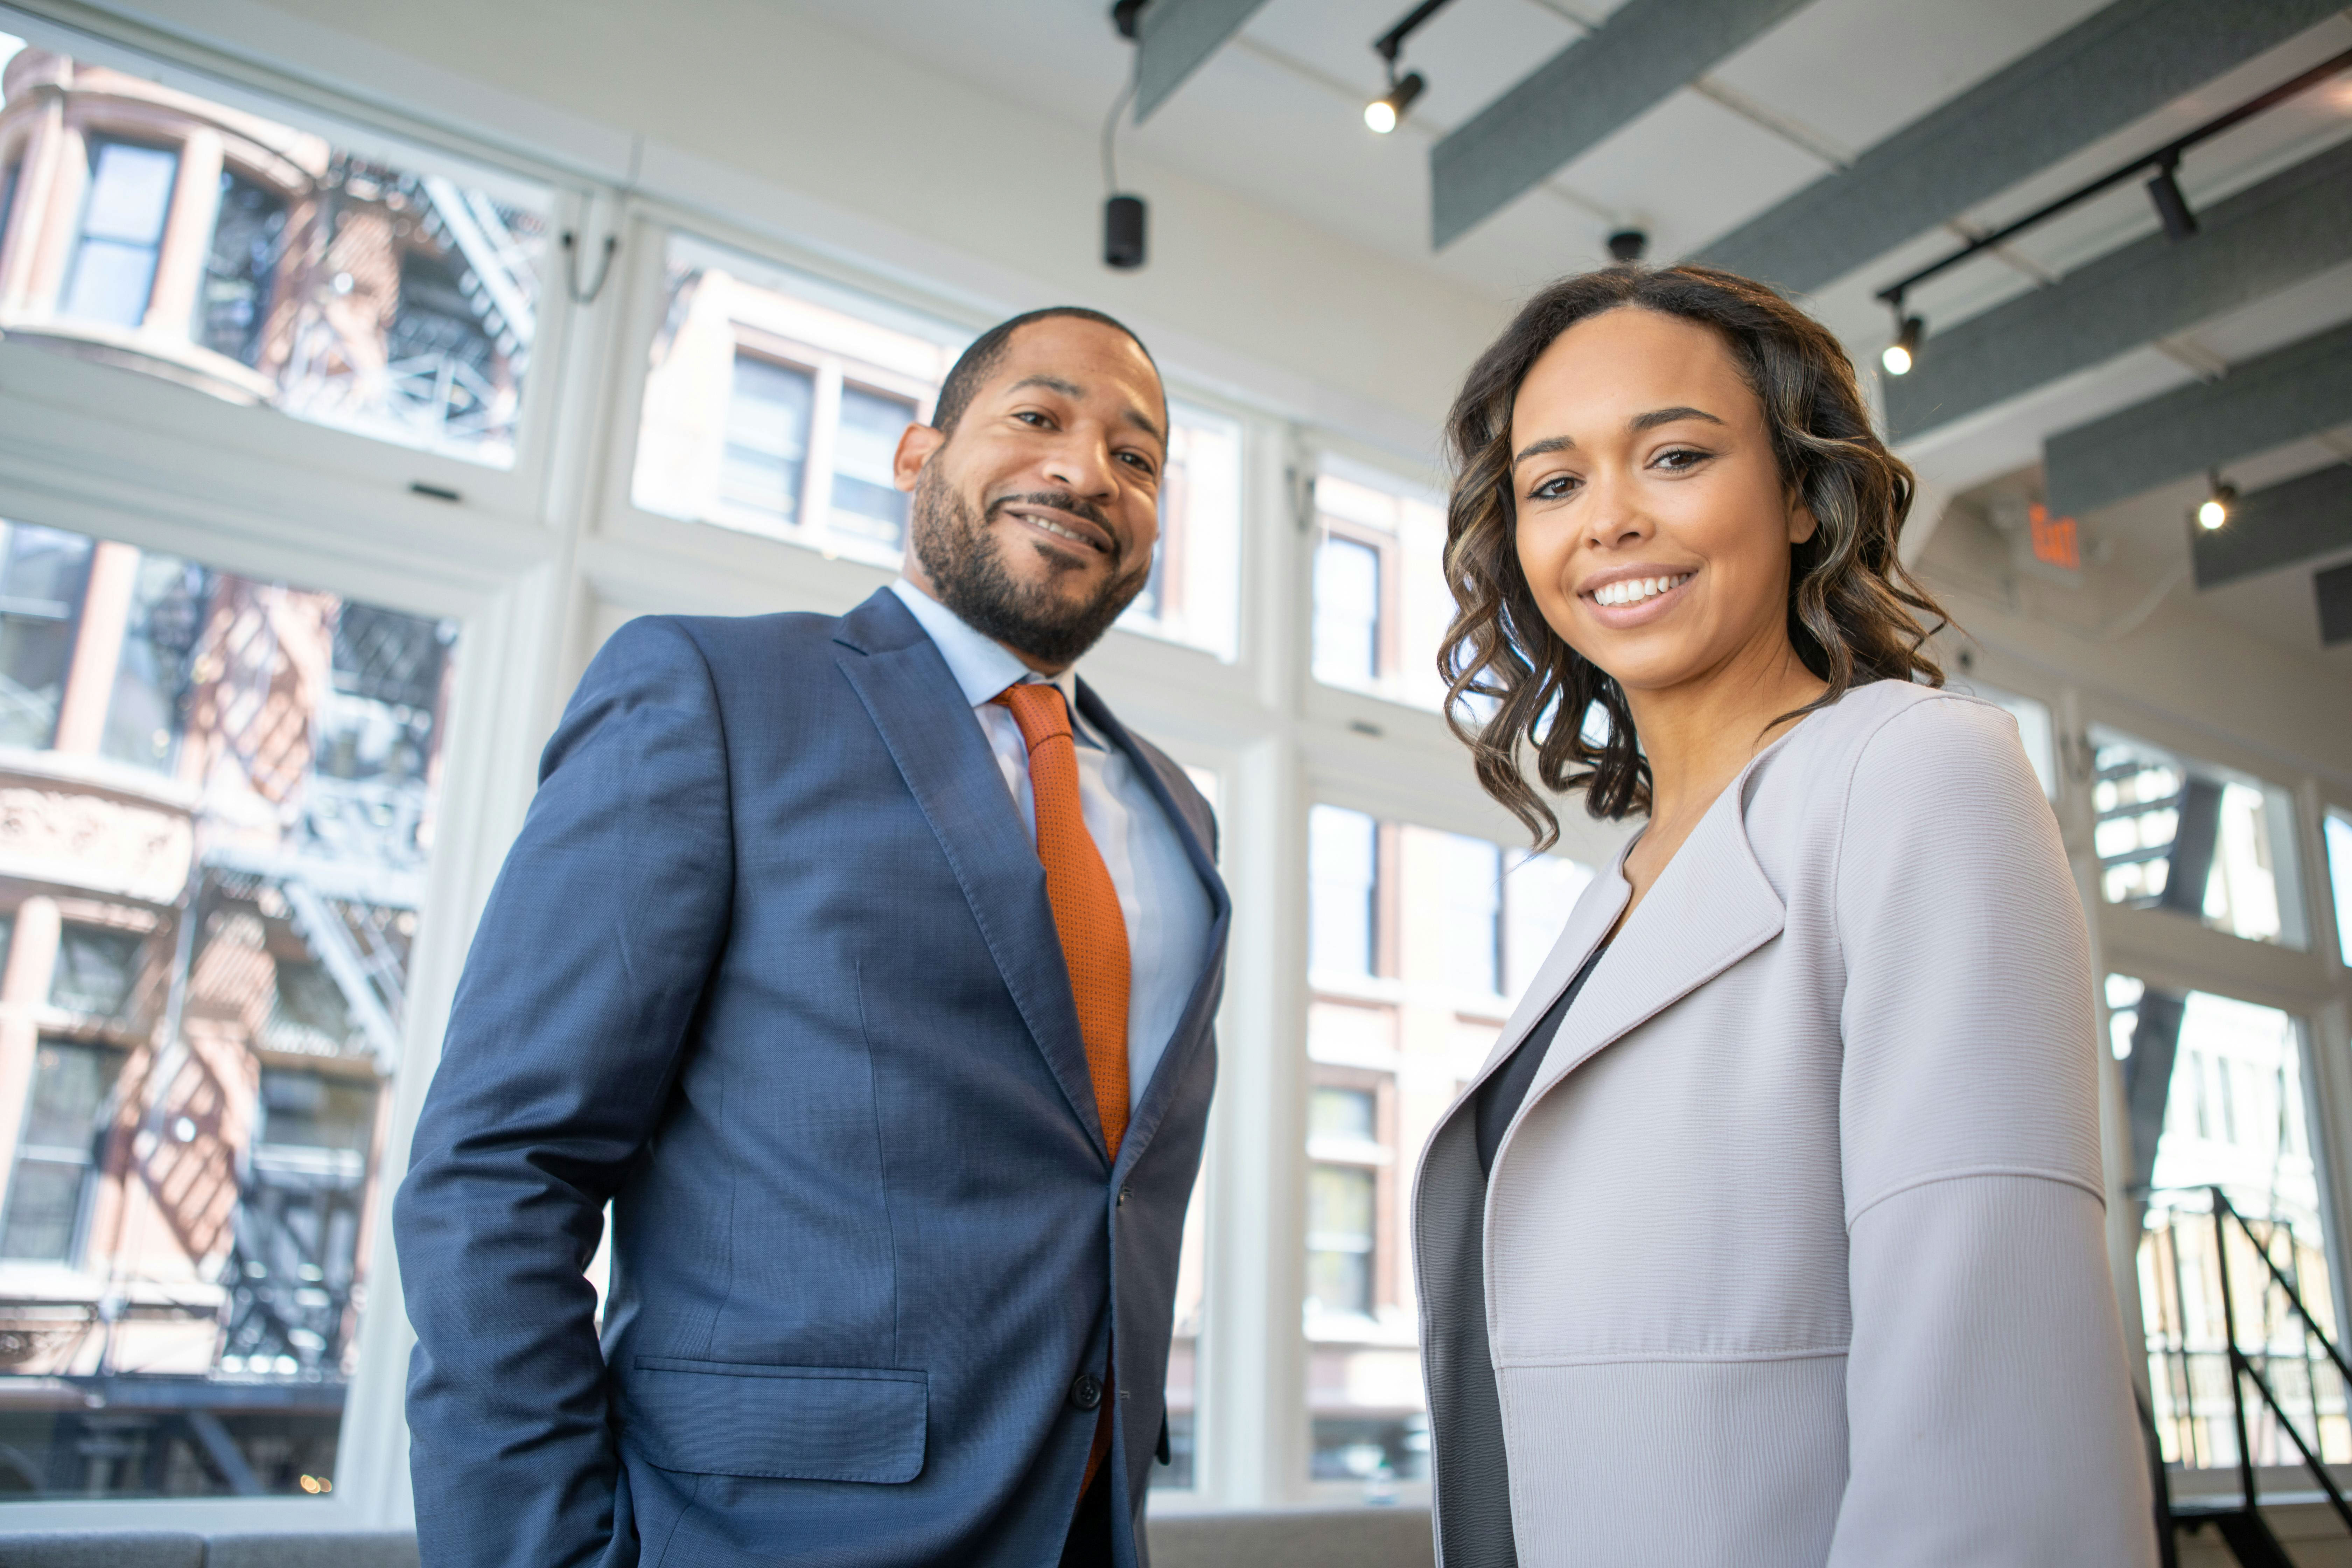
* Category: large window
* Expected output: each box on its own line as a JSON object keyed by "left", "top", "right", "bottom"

{"left": 0, "top": 35, "right": 548, "bottom": 464}
{"left": 1303, "top": 804, "right": 1593, "bottom": 1488}
{"left": 0, "top": 517, "right": 456, "bottom": 1499}
{"left": 2119, "top": 976, "right": 2346, "bottom": 1470}
{"left": 634, "top": 231, "right": 1243, "bottom": 658}
{"left": 0, "top": 522, "right": 94, "bottom": 751}
{"left": 2091, "top": 726, "right": 2307, "bottom": 948}
{"left": 1311, "top": 463, "right": 1450, "bottom": 712}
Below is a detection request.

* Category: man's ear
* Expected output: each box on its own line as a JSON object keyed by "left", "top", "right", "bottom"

{"left": 894, "top": 424, "right": 945, "bottom": 493}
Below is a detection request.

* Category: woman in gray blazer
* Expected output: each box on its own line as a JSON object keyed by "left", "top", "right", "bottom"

{"left": 1413, "top": 264, "right": 2155, "bottom": 1567}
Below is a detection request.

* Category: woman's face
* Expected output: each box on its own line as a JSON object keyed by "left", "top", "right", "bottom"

{"left": 1509, "top": 306, "right": 1815, "bottom": 699}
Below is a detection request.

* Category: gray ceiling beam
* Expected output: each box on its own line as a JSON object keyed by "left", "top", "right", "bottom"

{"left": 2044, "top": 320, "right": 2352, "bottom": 517}
{"left": 2192, "top": 462, "right": 2352, "bottom": 589}
{"left": 2318, "top": 560, "right": 2352, "bottom": 646}
{"left": 1430, "top": 0, "right": 1811, "bottom": 250}
{"left": 1133, "top": 0, "right": 1275, "bottom": 122}
{"left": 1693, "top": 0, "right": 2344, "bottom": 295}
{"left": 1883, "top": 138, "right": 2352, "bottom": 443}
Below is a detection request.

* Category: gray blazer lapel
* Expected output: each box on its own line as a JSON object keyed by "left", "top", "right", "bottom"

{"left": 832, "top": 592, "right": 1108, "bottom": 1163}
{"left": 1075, "top": 679, "right": 1232, "bottom": 1172}
{"left": 1525, "top": 771, "right": 1786, "bottom": 1106}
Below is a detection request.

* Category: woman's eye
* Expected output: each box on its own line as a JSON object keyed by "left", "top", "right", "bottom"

{"left": 1530, "top": 474, "right": 1579, "bottom": 501}
{"left": 1653, "top": 447, "right": 1709, "bottom": 470}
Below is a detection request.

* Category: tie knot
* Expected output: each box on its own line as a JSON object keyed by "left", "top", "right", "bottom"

{"left": 993, "top": 681, "right": 1072, "bottom": 749}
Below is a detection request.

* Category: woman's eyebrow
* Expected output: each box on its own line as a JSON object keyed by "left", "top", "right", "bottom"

{"left": 1629, "top": 405, "right": 1724, "bottom": 432}
{"left": 1512, "top": 434, "right": 1573, "bottom": 467}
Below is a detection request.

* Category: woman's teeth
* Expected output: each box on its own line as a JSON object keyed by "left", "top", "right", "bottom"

{"left": 1592, "top": 573, "right": 1691, "bottom": 608}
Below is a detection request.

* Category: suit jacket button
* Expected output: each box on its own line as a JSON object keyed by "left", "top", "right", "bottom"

{"left": 1117, "top": 1185, "right": 1131, "bottom": 1207}
{"left": 1071, "top": 1373, "right": 1104, "bottom": 1411}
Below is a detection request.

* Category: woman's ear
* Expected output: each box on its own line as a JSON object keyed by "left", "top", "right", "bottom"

{"left": 1785, "top": 485, "right": 1820, "bottom": 545}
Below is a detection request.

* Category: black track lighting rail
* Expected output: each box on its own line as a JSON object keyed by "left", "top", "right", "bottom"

{"left": 1875, "top": 46, "right": 2352, "bottom": 309}
{"left": 1374, "top": 0, "right": 1458, "bottom": 68}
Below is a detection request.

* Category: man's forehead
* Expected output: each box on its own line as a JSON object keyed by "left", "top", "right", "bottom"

{"left": 990, "top": 321, "right": 1165, "bottom": 436}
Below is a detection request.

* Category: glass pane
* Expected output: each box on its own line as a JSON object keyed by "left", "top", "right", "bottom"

{"left": 62, "top": 141, "right": 177, "bottom": 328}
{"left": 830, "top": 384, "right": 915, "bottom": 548}
{"left": 1310, "top": 1086, "right": 1376, "bottom": 1143}
{"left": 1, "top": 1042, "right": 123, "bottom": 1262}
{"left": 1311, "top": 534, "right": 1380, "bottom": 690}
{"left": 1303, "top": 804, "right": 1595, "bottom": 1487}
{"left": 2326, "top": 812, "right": 2352, "bottom": 968}
{"left": 1312, "top": 466, "right": 1450, "bottom": 711}
{"left": 1120, "top": 405, "right": 1242, "bottom": 660}
{"left": 1155, "top": 1164, "right": 1206, "bottom": 1492}
{"left": 0, "top": 44, "right": 549, "bottom": 465}
{"left": 2124, "top": 979, "right": 2344, "bottom": 1470}
{"left": 48, "top": 925, "right": 143, "bottom": 1018}
{"left": 0, "top": 522, "right": 94, "bottom": 750}
{"left": 2091, "top": 726, "right": 2306, "bottom": 948}
{"left": 719, "top": 353, "right": 814, "bottom": 523}
{"left": 1308, "top": 805, "right": 1377, "bottom": 980}
{"left": 0, "top": 515, "right": 457, "bottom": 1497}
{"left": 100, "top": 552, "right": 210, "bottom": 772}
{"left": 634, "top": 231, "right": 963, "bottom": 567}
{"left": 1430, "top": 833, "right": 1502, "bottom": 1000}
{"left": 197, "top": 173, "right": 288, "bottom": 366}
{"left": 16, "top": 1040, "right": 119, "bottom": 1152}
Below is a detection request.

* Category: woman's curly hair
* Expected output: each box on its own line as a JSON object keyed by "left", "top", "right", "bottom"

{"left": 1439, "top": 263, "right": 1952, "bottom": 846}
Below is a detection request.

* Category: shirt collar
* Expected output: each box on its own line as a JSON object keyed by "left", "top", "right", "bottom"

{"left": 889, "top": 577, "right": 1086, "bottom": 720}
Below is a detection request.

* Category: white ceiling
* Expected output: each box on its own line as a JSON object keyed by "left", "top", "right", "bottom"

{"left": 763, "top": 3, "right": 2352, "bottom": 661}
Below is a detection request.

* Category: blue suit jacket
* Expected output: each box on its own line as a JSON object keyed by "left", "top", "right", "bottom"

{"left": 395, "top": 589, "right": 1230, "bottom": 1568}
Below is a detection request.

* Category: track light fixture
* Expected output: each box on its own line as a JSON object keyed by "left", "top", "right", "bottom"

{"left": 2145, "top": 156, "right": 2198, "bottom": 243}
{"left": 1606, "top": 227, "right": 1648, "bottom": 264}
{"left": 2197, "top": 471, "right": 2236, "bottom": 531}
{"left": 1366, "top": 0, "right": 1453, "bottom": 134}
{"left": 1365, "top": 73, "right": 1424, "bottom": 133}
{"left": 1102, "top": 2, "right": 1147, "bottom": 268}
{"left": 1881, "top": 308, "right": 1923, "bottom": 377}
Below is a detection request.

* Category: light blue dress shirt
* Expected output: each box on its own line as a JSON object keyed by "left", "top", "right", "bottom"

{"left": 889, "top": 578, "right": 1214, "bottom": 1108}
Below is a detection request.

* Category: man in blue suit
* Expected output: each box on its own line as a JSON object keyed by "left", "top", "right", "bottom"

{"left": 395, "top": 307, "right": 1230, "bottom": 1568}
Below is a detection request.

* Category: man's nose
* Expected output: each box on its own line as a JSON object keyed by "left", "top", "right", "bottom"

{"left": 1041, "top": 429, "right": 1118, "bottom": 498}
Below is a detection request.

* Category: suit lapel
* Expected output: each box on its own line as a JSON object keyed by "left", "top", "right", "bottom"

{"left": 832, "top": 592, "right": 1108, "bottom": 1162}
{"left": 1075, "top": 680, "right": 1232, "bottom": 1173}
{"left": 1522, "top": 758, "right": 1787, "bottom": 1107}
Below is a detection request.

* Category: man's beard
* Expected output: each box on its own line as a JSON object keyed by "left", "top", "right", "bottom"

{"left": 909, "top": 466, "right": 1150, "bottom": 668}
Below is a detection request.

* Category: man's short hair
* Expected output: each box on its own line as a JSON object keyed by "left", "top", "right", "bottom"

{"left": 931, "top": 306, "right": 1160, "bottom": 437}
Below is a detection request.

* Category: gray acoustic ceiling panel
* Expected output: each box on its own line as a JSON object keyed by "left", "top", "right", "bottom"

{"left": 2190, "top": 462, "right": 2352, "bottom": 589}
{"left": 2044, "top": 321, "right": 2352, "bottom": 517}
{"left": 1133, "top": 0, "right": 1274, "bottom": 122}
{"left": 1693, "top": 0, "right": 2344, "bottom": 295}
{"left": 1429, "top": 0, "right": 1811, "bottom": 250}
{"left": 2318, "top": 560, "right": 2352, "bottom": 646}
{"left": 1883, "top": 138, "right": 2352, "bottom": 443}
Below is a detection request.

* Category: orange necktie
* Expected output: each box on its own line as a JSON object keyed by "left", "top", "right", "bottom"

{"left": 994, "top": 682, "right": 1132, "bottom": 1156}
{"left": 993, "top": 681, "right": 1130, "bottom": 1497}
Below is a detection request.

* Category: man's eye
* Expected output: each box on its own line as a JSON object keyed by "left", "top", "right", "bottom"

{"left": 1119, "top": 451, "right": 1157, "bottom": 475}
{"left": 1014, "top": 410, "right": 1050, "bottom": 427}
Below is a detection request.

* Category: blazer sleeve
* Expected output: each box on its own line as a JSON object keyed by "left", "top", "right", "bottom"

{"left": 1825, "top": 696, "right": 2156, "bottom": 1568}
{"left": 394, "top": 616, "right": 733, "bottom": 1568}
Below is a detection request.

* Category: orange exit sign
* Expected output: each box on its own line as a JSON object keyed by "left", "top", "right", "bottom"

{"left": 2028, "top": 503, "right": 2081, "bottom": 571}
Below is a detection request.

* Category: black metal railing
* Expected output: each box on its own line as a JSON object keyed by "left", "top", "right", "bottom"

{"left": 2145, "top": 1187, "right": 2352, "bottom": 1560}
